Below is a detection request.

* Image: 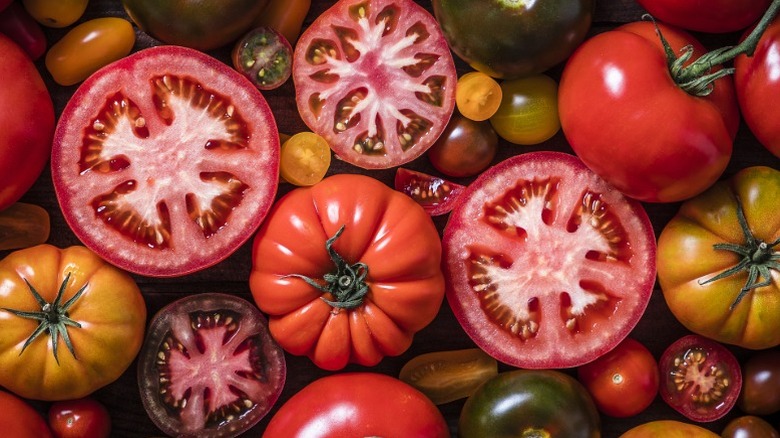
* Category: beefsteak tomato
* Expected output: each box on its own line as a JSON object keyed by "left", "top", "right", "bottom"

{"left": 0, "top": 390, "right": 52, "bottom": 438}
{"left": 636, "top": 0, "right": 770, "bottom": 33}
{"left": 52, "top": 45, "right": 279, "bottom": 277}
{"left": 443, "top": 152, "right": 656, "bottom": 369}
{"left": 249, "top": 173, "right": 445, "bottom": 370}
{"left": 0, "top": 245, "right": 146, "bottom": 401}
{"left": 657, "top": 166, "right": 780, "bottom": 350}
{"left": 293, "top": 0, "right": 456, "bottom": 169}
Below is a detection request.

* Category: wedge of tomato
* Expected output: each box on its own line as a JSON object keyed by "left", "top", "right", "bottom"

{"left": 443, "top": 152, "right": 656, "bottom": 369}
{"left": 394, "top": 167, "right": 465, "bottom": 216}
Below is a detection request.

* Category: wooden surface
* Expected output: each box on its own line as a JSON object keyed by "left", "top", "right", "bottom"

{"left": 6, "top": 0, "right": 780, "bottom": 436}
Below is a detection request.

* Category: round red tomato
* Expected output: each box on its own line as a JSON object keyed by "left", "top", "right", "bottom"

{"left": 51, "top": 45, "right": 279, "bottom": 277}
{"left": 636, "top": 0, "right": 770, "bottom": 33}
{"left": 577, "top": 338, "right": 659, "bottom": 418}
{"left": 559, "top": 21, "right": 739, "bottom": 203}
{"left": 443, "top": 152, "right": 656, "bottom": 369}
{"left": 48, "top": 398, "right": 111, "bottom": 438}
{"left": 293, "top": 0, "right": 456, "bottom": 169}
{"left": 0, "top": 390, "right": 52, "bottom": 438}
{"left": 263, "top": 372, "right": 449, "bottom": 438}
{"left": 0, "top": 33, "right": 53, "bottom": 211}
{"left": 249, "top": 174, "right": 445, "bottom": 370}
{"left": 137, "top": 293, "right": 286, "bottom": 437}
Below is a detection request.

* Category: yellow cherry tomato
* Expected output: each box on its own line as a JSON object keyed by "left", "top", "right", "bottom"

{"left": 489, "top": 74, "right": 560, "bottom": 145}
{"left": 455, "top": 71, "right": 503, "bottom": 121}
{"left": 22, "top": 0, "right": 88, "bottom": 28}
{"left": 279, "top": 132, "right": 331, "bottom": 186}
{"left": 45, "top": 17, "right": 135, "bottom": 86}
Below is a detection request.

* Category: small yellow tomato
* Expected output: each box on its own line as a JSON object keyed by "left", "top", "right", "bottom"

{"left": 455, "top": 71, "right": 502, "bottom": 121}
{"left": 490, "top": 74, "right": 560, "bottom": 145}
{"left": 279, "top": 132, "right": 331, "bottom": 186}
{"left": 22, "top": 0, "right": 88, "bottom": 28}
{"left": 45, "top": 17, "right": 135, "bottom": 86}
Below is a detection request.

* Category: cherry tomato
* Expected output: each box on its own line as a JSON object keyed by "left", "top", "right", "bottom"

{"left": 232, "top": 26, "right": 293, "bottom": 91}
{"left": 254, "top": 0, "right": 311, "bottom": 44}
{"left": 456, "top": 71, "right": 502, "bottom": 122}
{"left": 490, "top": 75, "right": 561, "bottom": 145}
{"left": 45, "top": 17, "right": 136, "bottom": 86}
{"left": 722, "top": 416, "right": 780, "bottom": 438}
{"left": 48, "top": 398, "right": 111, "bottom": 438}
{"left": 636, "top": 0, "right": 770, "bottom": 33}
{"left": 22, "top": 0, "right": 87, "bottom": 28}
{"left": 577, "top": 338, "right": 660, "bottom": 418}
{"left": 739, "top": 349, "right": 780, "bottom": 415}
{"left": 394, "top": 167, "right": 465, "bottom": 216}
{"left": 0, "top": 202, "right": 50, "bottom": 250}
{"left": 279, "top": 132, "right": 332, "bottom": 186}
{"left": 427, "top": 113, "right": 497, "bottom": 177}
{"left": 0, "top": 2, "right": 46, "bottom": 59}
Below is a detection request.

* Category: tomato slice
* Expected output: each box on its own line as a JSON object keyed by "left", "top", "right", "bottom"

{"left": 51, "top": 45, "right": 280, "bottom": 277}
{"left": 443, "top": 151, "right": 656, "bottom": 369}
{"left": 293, "top": 0, "right": 456, "bottom": 169}
{"left": 232, "top": 26, "right": 293, "bottom": 91}
{"left": 394, "top": 167, "right": 465, "bottom": 216}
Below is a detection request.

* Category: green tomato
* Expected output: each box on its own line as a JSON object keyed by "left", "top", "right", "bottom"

{"left": 489, "top": 75, "right": 560, "bottom": 145}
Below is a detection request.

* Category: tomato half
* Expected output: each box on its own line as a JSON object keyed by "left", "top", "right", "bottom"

{"left": 739, "top": 349, "right": 780, "bottom": 415}
{"left": 443, "top": 152, "right": 656, "bottom": 369}
{"left": 249, "top": 174, "right": 445, "bottom": 370}
{"left": 657, "top": 166, "right": 780, "bottom": 350}
{"left": 619, "top": 420, "right": 719, "bottom": 438}
{"left": 293, "top": 0, "right": 456, "bottom": 169}
{"left": 48, "top": 397, "right": 111, "bottom": 438}
{"left": 263, "top": 373, "right": 449, "bottom": 438}
{"left": 394, "top": 167, "right": 465, "bottom": 216}
{"left": 0, "top": 245, "right": 146, "bottom": 401}
{"left": 232, "top": 26, "right": 293, "bottom": 91}
{"left": 52, "top": 45, "right": 280, "bottom": 277}
{"left": 137, "top": 293, "right": 286, "bottom": 437}
{"left": 636, "top": 0, "right": 770, "bottom": 33}
{"left": 455, "top": 72, "right": 502, "bottom": 122}
{"left": 0, "top": 390, "right": 52, "bottom": 438}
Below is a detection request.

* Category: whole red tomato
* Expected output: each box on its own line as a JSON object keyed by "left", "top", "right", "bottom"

{"left": 48, "top": 398, "right": 111, "bottom": 438}
{"left": 0, "top": 390, "right": 52, "bottom": 438}
{"left": 559, "top": 21, "right": 739, "bottom": 203}
{"left": 636, "top": 0, "right": 771, "bottom": 33}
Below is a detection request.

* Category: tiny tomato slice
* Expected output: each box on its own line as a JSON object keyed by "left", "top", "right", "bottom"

{"left": 443, "top": 151, "right": 656, "bottom": 369}
{"left": 48, "top": 397, "right": 111, "bottom": 438}
{"left": 394, "top": 167, "right": 465, "bottom": 216}
{"left": 279, "top": 131, "right": 332, "bottom": 186}
{"left": 52, "top": 45, "right": 280, "bottom": 277}
{"left": 659, "top": 335, "right": 741, "bottom": 423}
{"left": 232, "top": 26, "right": 293, "bottom": 91}
{"left": 138, "top": 293, "right": 286, "bottom": 438}
{"left": 293, "top": 0, "right": 457, "bottom": 169}
{"left": 456, "top": 71, "right": 502, "bottom": 122}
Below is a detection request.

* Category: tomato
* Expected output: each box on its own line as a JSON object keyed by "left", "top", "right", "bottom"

{"left": 0, "top": 202, "right": 49, "bottom": 250}
{"left": 0, "top": 0, "right": 10, "bottom": 12}
{"left": 249, "top": 174, "right": 444, "bottom": 370}
{"left": 48, "top": 398, "right": 111, "bottom": 438}
{"left": 433, "top": 0, "right": 594, "bottom": 79}
{"left": 264, "top": 372, "right": 449, "bottom": 438}
{"left": 279, "top": 132, "right": 332, "bottom": 186}
{"left": 293, "top": 0, "right": 456, "bottom": 169}
{"left": 232, "top": 26, "right": 293, "bottom": 91}
{"left": 619, "top": 420, "right": 719, "bottom": 438}
{"left": 489, "top": 74, "right": 561, "bottom": 146}
{"left": 659, "top": 335, "right": 741, "bottom": 423}
{"left": 559, "top": 21, "right": 739, "bottom": 203}
{"left": 443, "top": 152, "right": 656, "bottom": 369}
{"left": 45, "top": 17, "right": 135, "bottom": 86}
{"left": 427, "top": 113, "right": 497, "bottom": 177}
{"left": 122, "top": 0, "right": 269, "bottom": 51}
{"left": 254, "top": 0, "right": 311, "bottom": 44}
{"left": 0, "top": 390, "right": 52, "bottom": 438}
{"left": 52, "top": 45, "right": 280, "bottom": 277}
{"left": 459, "top": 370, "right": 600, "bottom": 438}
{"left": 137, "top": 293, "right": 285, "bottom": 437}
{"left": 0, "top": 33, "right": 53, "bottom": 211}
{"left": 0, "top": 1, "right": 46, "bottom": 59}
{"left": 722, "top": 416, "right": 780, "bottom": 438}
{"left": 739, "top": 349, "right": 780, "bottom": 415}
{"left": 0, "top": 244, "right": 146, "bottom": 401}
{"left": 22, "top": 0, "right": 87, "bottom": 28}
{"left": 456, "top": 72, "right": 502, "bottom": 122}
{"left": 394, "top": 167, "right": 465, "bottom": 216}
{"left": 636, "top": 0, "right": 771, "bottom": 33}
{"left": 577, "top": 338, "right": 659, "bottom": 418}
{"left": 657, "top": 166, "right": 780, "bottom": 350}
{"left": 399, "top": 348, "right": 498, "bottom": 405}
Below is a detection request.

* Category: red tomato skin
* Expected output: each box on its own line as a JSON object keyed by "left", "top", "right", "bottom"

{"left": 559, "top": 21, "right": 738, "bottom": 203}
{"left": 636, "top": 0, "right": 770, "bottom": 33}
{"left": 263, "top": 373, "right": 449, "bottom": 438}
{"left": 0, "top": 2, "right": 46, "bottom": 59}
{"left": 48, "top": 398, "right": 111, "bottom": 438}
{"left": 0, "top": 390, "right": 53, "bottom": 438}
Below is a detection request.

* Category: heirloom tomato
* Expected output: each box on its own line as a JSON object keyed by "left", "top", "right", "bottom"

{"left": 636, "top": 0, "right": 770, "bottom": 33}
{"left": 22, "top": 0, "right": 87, "bottom": 28}
{"left": 722, "top": 416, "right": 780, "bottom": 438}
{"left": 559, "top": 21, "right": 739, "bottom": 202}
{"left": 394, "top": 167, "right": 465, "bottom": 216}
{"left": 657, "top": 166, "right": 780, "bottom": 350}
{"left": 0, "top": 2, "right": 46, "bottom": 59}
{"left": 443, "top": 152, "right": 656, "bottom": 369}
{"left": 253, "top": 0, "right": 311, "bottom": 44}
{"left": 0, "top": 390, "right": 52, "bottom": 438}
{"left": 48, "top": 397, "right": 111, "bottom": 438}
{"left": 249, "top": 174, "right": 445, "bottom": 370}
{"left": 0, "top": 33, "right": 53, "bottom": 211}
{"left": 739, "top": 349, "right": 780, "bottom": 415}
{"left": 263, "top": 373, "right": 449, "bottom": 438}
{"left": 489, "top": 74, "right": 560, "bottom": 146}
{"left": 619, "top": 420, "right": 718, "bottom": 438}
{"left": 0, "top": 245, "right": 146, "bottom": 401}
{"left": 293, "top": 0, "right": 456, "bottom": 169}
{"left": 52, "top": 45, "right": 279, "bottom": 277}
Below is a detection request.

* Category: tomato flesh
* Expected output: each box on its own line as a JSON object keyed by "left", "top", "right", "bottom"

{"left": 394, "top": 167, "right": 465, "bottom": 216}
{"left": 232, "top": 26, "right": 293, "bottom": 91}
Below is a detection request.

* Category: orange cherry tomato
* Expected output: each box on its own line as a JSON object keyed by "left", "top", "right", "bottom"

{"left": 456, "top": 71, "right": 502, "bottom": 121}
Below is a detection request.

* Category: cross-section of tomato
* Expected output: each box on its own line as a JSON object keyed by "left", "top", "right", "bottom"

{"left": 51, "top": 45, "right": 280, "bottom": 277}
{"left": 443, "top": 151, "right": 656, "bottom": 369}
{"left": 293, "top": 0, "right": 456, "bottom": 169}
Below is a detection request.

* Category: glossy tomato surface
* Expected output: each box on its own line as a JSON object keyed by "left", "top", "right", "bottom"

{"left": 443, "top": 152, "right": 656, "bottom": 369}
{"left": 739, "top": 349, "right": 780, "bottom": 415}
{"left": 722, "top": 416, "right": 780, "bottom": 438}
{"left": 263, "top": 372, "right": 449, "bottom": 438}
{"left": 0, "top": 390, "right": 52, "bottom": 438}
{"left": 249, "top": 173, "right": 444, "bottom": 370}
{"left": 559, "top": 21, "right": 738, "bottom": 203}
{"left": 0, "top": 2, "right": 46, "bottom": 59}
{"left": 619, "top": 420, "right": 719, "bottom": 438}
{"left": 52, "top": 45, "right": 280, "bottom": 277}
{"left": 427, "top": 113, "right": 497, "bottom": 177}
{"left": 48, "top": 397, "right": 111, "bottom": 438}
{"left": 636, "top": 0, "right": 770, "bottom": 33}
{"left": 22, "top": 0, "right": 88, "bottom": 28}
{"left": 293, "top": 0, "right": 456, "bottom": 169}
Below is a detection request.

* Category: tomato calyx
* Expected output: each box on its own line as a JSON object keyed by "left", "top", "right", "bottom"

{"left": 285, "top": 225, "right": 370, "bottom": 309}
{"left": 699, "top": 195, "right": 780, "bottom": 308}
{"left": 1, "top": 273, "right": 84, "bottom": 364}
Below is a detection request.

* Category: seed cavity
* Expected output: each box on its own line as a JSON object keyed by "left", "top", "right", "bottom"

{"left": 402, "top": 53, "right": 440, "bottom": 78}
{"left": 375, "top": 4, "right": 400, "bottom": 36}
{"left": 306, "top": 39, "right": 341, "bottom": 65}
{"left": 395, "top": 110, "right": 431, "bottom": 152}
{"left": 185, "top": 172, "right": 249, "bottom": 239}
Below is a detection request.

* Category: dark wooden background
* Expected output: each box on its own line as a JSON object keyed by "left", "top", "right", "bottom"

{"left": 6, "top": 0, "right": 780, "bottom": 436}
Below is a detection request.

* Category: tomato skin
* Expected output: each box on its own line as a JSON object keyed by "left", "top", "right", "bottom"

{"left": 264, "top": 373, "right": 449, "bottom": 438}
{"left": 489, "top": 74, "right": 560, "bottom": 146}
{"left": 22, "top": 0, "right": 88, "bottom": 28}
{"left": 427, "top": 113, "right": 497, "bottom": 177}
{"left": 657, "top": 166, "right": 780, "bottom": 350}
{"left": 0, "top": 2, "right": 46, "bottom": 59}
{"left": 619, "top": 420, "right": 718, "bottom": 438}
{"left": 636, "top": 0, "right": 770, "bottom": 33}
{"left": 722, "top": 416, "right": 780, "bottom": 438}
{"left": 0, "top": 390, "right": 53, "bottom": 438}
{"left": 0, "top": 202, "right": 50, "bottom": 250}
{"left": 559, "top": 21, "right": 738, "bottom": 203}
{"left": 48, "top": 398, "right": 111, "bottom": 438}
{"left": 394, "top": 167, "right": 465, "bottom": 216}
{"left": 739, "top": 349, "right": 780, "bottom": 415}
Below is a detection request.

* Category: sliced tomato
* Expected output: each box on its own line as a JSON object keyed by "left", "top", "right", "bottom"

{"left": 293, "top": 0, "right": 456, "bottom": 169}
{"left": 51, "top": 45, "right": 280, "bottom": 277}
{"left": 443, "top": 151, "right": 656, "bottom": 369}
{"left": 394, "top": 167, "right": 465, "bottom": 216}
